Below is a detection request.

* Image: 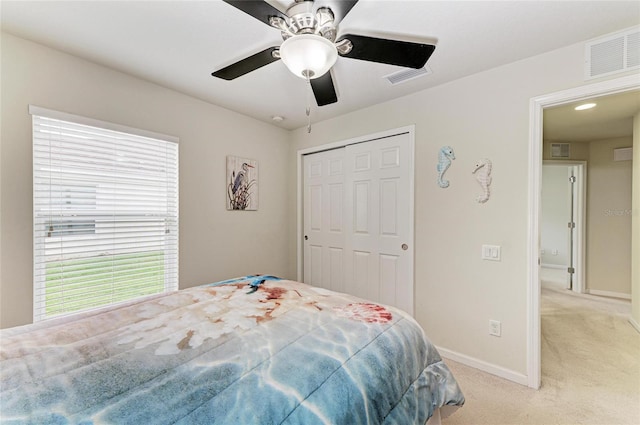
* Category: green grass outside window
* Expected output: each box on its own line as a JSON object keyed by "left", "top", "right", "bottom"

{"left": 45, "top": 251, "right": 166, "bottom": 317}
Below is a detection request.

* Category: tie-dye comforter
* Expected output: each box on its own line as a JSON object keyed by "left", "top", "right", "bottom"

{"left": 0, "top": 276, "right": 464, "bottom": 424}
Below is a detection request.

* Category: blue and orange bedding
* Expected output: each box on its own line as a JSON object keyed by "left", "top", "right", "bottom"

{"left": 0, "top": 276, "right": 464, "bottom": 424}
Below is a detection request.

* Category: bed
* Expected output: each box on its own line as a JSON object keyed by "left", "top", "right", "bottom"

{"left": 0, "top": 276, "right": 464, "bottom": 424}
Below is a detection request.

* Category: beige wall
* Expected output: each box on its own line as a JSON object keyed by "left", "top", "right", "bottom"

{"left": 632, "top": 112, "right": 640, "bottom": 330}
{"left": 543, "top": 141, "right": 590, "bottom": 161}
{"left": 0, "top": 33, "right": 293, "bottom": 328}
{"left": 586, "top": 137, "right": 633, "bottom": 296}
{"left": 288, "top": 40, "right": 634, "bottom": 377}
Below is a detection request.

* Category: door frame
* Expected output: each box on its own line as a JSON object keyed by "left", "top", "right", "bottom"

{"left": 296, "top": 125, "right": 416, "bottom": 285}
{"left": 541, "top": 160, "right": 587, "bottom": 294}
{"left": 527, "top": 74, "right": 639, "bottom": 389}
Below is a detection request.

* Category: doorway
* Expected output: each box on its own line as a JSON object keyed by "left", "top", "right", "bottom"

{"left": 297, "top": 126, "right": 415, "bottom": 315}
{"left": 527, "top": 75, "right": 639, "bottom": 389}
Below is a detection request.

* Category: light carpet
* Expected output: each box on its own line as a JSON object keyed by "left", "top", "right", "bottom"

{"left": 442, "top": 284, "right": 640, "bottom": 425}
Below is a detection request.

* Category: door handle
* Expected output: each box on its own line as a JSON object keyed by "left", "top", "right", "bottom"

{"left": 304, "top": 235, "right": 308, "bottom": 241}
{"left": 401, "top": 244, "right": 408, "bottom": 251}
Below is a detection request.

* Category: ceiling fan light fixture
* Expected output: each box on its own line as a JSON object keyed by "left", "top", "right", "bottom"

{"left": 279, "top": 34, "right": 338, "bottom": 79}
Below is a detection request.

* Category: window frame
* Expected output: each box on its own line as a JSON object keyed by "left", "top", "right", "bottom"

{"left": 30, "top": 105, "right": 179, "bottom": 322}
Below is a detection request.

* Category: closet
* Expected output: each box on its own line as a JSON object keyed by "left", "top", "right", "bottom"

{"left": 302, "top": 131, "right": 414, "bottom": 314}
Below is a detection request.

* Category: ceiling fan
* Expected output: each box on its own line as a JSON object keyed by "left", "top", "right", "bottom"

{"left": 212, "top": 0, "right": 436, "bottom": 107}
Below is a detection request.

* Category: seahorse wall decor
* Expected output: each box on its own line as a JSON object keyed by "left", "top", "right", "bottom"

{"left": 437, "top": 146, "right": 455, "bottom": 188}
{"left": 472, "top": 158, "right": 492, "bottom": 203}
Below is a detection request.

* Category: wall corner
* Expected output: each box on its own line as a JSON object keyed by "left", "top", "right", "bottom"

{"left": 632, "top": 110, "right": 640, "bottom": 332}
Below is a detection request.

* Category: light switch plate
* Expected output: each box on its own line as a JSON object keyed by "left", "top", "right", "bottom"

{"left": 482, "top": 245, "right": 501, "bottom": 261}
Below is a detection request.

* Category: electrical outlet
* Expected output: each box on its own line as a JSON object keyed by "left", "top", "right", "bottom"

{"left": 489, "top": 320, "right": 501, "bottom": 337}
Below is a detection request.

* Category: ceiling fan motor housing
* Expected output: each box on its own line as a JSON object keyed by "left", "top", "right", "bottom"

{"left": 279, "top": 0, "right": 337, "bottom": 41}
{"left": 287, "top": 1, "right": 316, "bottom": 34}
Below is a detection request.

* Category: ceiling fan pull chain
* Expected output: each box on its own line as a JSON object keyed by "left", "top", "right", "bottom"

{"left": 306, "top": 73, "right": 312, "bottom": 133}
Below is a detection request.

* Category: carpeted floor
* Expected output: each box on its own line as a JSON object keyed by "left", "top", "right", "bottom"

{"left": 442, "top": 273, "right": 640, "bottom": 425}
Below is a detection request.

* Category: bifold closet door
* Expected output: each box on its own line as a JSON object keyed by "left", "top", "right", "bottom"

{"left": 303, "top": 132, "right": 413, "bottom": 315}
{"left": 344, "top": 133, "right": 413, "bottom": 315}
{"left": 303, "top": 148, "right": 347, "bottom": 293}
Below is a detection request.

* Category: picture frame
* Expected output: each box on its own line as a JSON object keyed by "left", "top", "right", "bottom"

{"left": 226, "top": 156, "right": 258, "bottom": 210}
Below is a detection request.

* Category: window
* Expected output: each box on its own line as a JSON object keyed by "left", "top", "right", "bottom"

{"left": 31, "top": 106, "right": 178, "bottom": 322}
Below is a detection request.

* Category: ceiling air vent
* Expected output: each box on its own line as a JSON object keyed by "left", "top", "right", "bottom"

{"left": 385, "top": 65, "right": 432, "bottom": 85}
{"left": 551, "top": 143, "right": 570, "bottom": 159}
{"left": 585, "top": 26, "right": 640, "bottom": 80}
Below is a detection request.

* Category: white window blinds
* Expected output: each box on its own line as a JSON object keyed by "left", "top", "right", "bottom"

{"left": 31, "top": 106, "right": 178, "bottom": 322}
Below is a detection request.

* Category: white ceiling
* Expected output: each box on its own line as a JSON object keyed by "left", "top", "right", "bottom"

{"left": 544, "top": 90, "right": 640, "bottom": 143}
{"left": 1, "top": 0, "right": 639, "bottom": 131}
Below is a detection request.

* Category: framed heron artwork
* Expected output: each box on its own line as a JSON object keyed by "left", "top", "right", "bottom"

{"left": 226, "top": 155, "right": 258, "bottom": 210}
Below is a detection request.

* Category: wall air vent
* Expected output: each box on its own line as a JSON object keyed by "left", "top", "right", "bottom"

{"left": 551, "top": 143, "right": 570, "bottom": 159}
{"left": 385, "top": 65, "right": 432, "bottom": 85}
{"left": 585, "top": 26, "right": 640, "bottom": 80}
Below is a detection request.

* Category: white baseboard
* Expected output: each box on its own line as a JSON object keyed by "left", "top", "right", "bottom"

{"left": 436, "top": 346, "right": 529, "bottom": 387}
{"left": 630, "top": 317, "right": 640, "bottom": 334}
{"left": 586, "top": 289, "right": 631, "bottom": 300}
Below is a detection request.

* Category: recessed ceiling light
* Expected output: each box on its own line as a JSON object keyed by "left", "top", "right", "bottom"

{"left": 271, "top": 115, "right": 284, "bottom": 122}
{"left": 574, "top": 103, "right": 596, "bottom": 111}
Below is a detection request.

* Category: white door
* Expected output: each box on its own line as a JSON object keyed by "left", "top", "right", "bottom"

{"left": 303, "top": 148, "right": 346, "bottom": 292}
{"left": 541, "top": 162, "right": 585, "bottom": 294}
{"left": 344, "top": 133, "right": 413, "bottom": 314}
{"left": 303, "top": 132, "right": 414, "bottom": 315}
